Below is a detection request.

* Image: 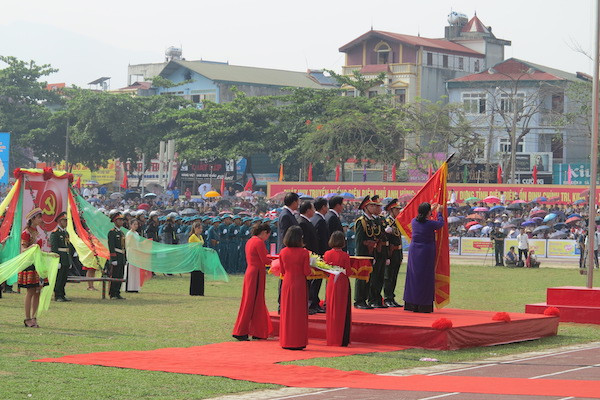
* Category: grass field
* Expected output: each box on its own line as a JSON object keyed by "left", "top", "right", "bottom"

{"left": 1, "top": 265, "right": 599, "bottom": 399}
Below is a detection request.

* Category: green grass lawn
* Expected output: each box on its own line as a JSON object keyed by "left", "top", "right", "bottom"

{"left": 1, "top": 265, "right": 599, "bottom": 399}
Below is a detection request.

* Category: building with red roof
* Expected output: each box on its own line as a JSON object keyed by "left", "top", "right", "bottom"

{"left": 338, "top": 13, "right": 510, "bottom": 103}
{"left": 446, "top": 58, "right": 591, "bottom": 184}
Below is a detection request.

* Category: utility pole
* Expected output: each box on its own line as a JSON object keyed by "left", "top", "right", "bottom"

{"left": 586, "top": 0, "right": 600, "bottom": 287}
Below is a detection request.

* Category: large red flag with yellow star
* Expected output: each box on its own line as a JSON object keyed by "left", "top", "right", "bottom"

{"left": 396, "top": 161, "right": 450, "bottom": 308}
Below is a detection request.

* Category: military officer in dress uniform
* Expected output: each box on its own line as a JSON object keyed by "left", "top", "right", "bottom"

{"left": 354, "top": 195, "right": 381, "bottom": 309}
{"left": 107, "top": 211, "right": 127, "bottom": 300}
{"left": 218, "top": 215, "right": 233, "bottom": 272}
{"left": 51, "top": 212, "right": 75, "bottom": 302}
{"left": 383, "top": 199, "right": 404, "bottom": 308}
{"left": 367, "top": 195, "right": 389, "bottom": 308}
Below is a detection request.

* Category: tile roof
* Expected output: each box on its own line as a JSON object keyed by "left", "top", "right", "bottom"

{"left": 161, "top": 60, "right": 326, "bottom": 89}
{"left": 339, "top": 30, "right": 483, "bottom": 56}
{"left": 448, "top": 58, "right": 582, "bottom": 83}
{"left": 461, "top": 15, "right": 490, "bottom": 34}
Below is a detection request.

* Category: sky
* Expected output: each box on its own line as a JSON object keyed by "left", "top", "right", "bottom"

{"left": 0, "top": 0, "right": 595, "bottom": 89}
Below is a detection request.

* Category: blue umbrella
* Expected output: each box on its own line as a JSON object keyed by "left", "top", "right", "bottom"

{"left": 324, "top": 193, "right": 339, "bottom": 199}
{"left": 190, "top": 198, "right": 204, "bottom": 203}
{"left": 521, "top": 220, "right": 536, "bottom": 227}
{"left": 568, "top": 213, "right": 582, "bottom": 219}
{"left": 553, "top": 223, "right": 567, "bottom": 230}
{"left": 531, "top": 217, "right": 544, "bottom": 223}
{"left": 543, "top": 213, "right": 557, "bottom": 222}
{"left": 534, "top": 196, "right": 548, "bottom": 203}
{"left": 574, "top": 199, "right": 586, "bottom": 205}
{"left": 341, "top": 192, "right": 355, "bottom": 199}
{"left": 299, "top": 194, "right": 314, "bottom": 200}
{"left": 490, "top": 205, "right": 505, "bottom": 212}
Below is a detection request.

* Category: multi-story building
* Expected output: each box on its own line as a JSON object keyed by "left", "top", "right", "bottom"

{"left": 338, "top": 13, "right": 510, "bottom": 103}
{"left": 446, "top": 58, "right": 591, "bottom": 184}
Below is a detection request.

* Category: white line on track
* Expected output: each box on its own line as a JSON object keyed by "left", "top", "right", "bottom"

{"left": 556, "top": 397, "right": 575, "bottom": 400}
{"left": 417, "top": 393, "right": 461, "bottom": 400}
{"left": 427, "top": 345, "right": 600, "bottom": 376}
{"left": 273, "top": 388, "right": 347, "bottom": 399}
{"left": 529, "top": 363, "right": 600, "bottom": 379}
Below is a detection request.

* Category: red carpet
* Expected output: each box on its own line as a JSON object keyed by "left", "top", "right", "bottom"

{"left": 526, "top": 286, "right": 600, "bottom": 324}
{"left": 35, "top": 339, "right": 600, "bottom": 398}
{"left": 271, "top": 308, "right": 559, "bottom": 350}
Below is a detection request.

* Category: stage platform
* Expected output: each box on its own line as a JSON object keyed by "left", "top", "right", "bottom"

{"left": 269, "top": 308, "right": 558, "bottom": 350}
{"left": 526, "top": 286, "right": 600, "bottom": 324}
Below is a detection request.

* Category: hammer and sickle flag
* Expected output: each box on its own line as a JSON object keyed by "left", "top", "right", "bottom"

{"left": 43, "top": 193, "right": 57, "bottom": 216}
{"left": 396, "top": 160, "right": 450, "bottom": 309}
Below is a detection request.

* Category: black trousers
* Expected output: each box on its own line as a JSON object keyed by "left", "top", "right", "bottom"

{"left": 518, "top": 249, "right": 528, "bottom": 262}
{"left": 383, "top": 249, "right": 402, "bottom": 300}
{"left": 190, "top": 271, "right": 205, "bottom": 296}
{"left": 368, "top": 248, "right": 388, "bottom": 306}
{"left": 109, "top": 263, "right": 125, "bottom": 297}
{"left": 54, "top": 263, "right": 69, "bottom": 298}
{"left": 354, "top": 274, "right": 370, "bottom": 305}
{"left": 494, "top": 242, "right": 505, "bottom": 265}
{"left": 308, "top": 278, "right": 323, "bottom": 309}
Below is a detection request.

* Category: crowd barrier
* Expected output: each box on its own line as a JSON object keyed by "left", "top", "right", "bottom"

{"left": 448, "top": 237, "right": 579, "bottom": 258}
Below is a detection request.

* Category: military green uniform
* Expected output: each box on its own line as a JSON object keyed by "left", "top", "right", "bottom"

{"left": 218, "top": 221, "right": 232, "bottom": 272}
{"left": 50, "top": 226, "right": 74, "bottom": 300}
{"left": 383, "top": 215, "right": 403, "bottom": 304}
{"left": 354, "top": 213, "right": 380, "bottom": 306}
{"left": 368, "top": 214, "right": 389, "bottom": 307}
{"left": 107, "top": 225, "right": 126, "bottom": 298}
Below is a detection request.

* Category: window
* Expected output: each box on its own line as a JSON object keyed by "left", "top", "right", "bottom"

{"left": 474, "top": 60, "right": 480, "bottom": 72}
{"left": 499, "top": 138, "right": 524, "bottom": 153}
{"left": 552, "top": 94, "right": 564, "bottom": 114}
{"left": 458, "top": 57, "right": 464, "bottom": 70}
{"left": 500, "top": 93, "right": 525, "bottom": 113}
{"left": 427, "top": 52, "right": 433, "bottom": 66}
{"left": 442, "top": 55, "right": 449, "bottom": 68}
{"left": 192, "top": 95, "right": 200, "bottom": 103}
{"left": 368, "top": 90, "right": 378, "bottom": 98}
{"left": 551, "top": 135, "right": 563, "bottom": 160}
{"left": 463, "top": 93, "right": 486, "bottom": 114}
{"left": 394, "top": 89, "right": 406, "bottom": 104}
{"left": 345, "top": 90, "right": 355, "bottom": 97}
{"left": 376, "top": 42, "right": 392, "bottom": 64}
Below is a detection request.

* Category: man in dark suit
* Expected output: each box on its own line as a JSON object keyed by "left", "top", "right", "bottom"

{"left": 277, "top": 192, "right": 299, "bottom": 312}
{"left": 297, "top": 201, "right": 318, "bottom": 253}
{"left": 325, "top": 195, "right": 344, "bottom": 249}
{"left": 309, "top": 197, "right": 329, "bottom": 313}
{"left": 277, "top": 192, "right": 299, "bottom": 252}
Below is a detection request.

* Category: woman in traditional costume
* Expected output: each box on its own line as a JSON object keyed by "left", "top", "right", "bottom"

{"left": 279, "top": 226, "right": 311, "bottom": 350}
{"left": 125, "top": 218, "right": 141, "bottom": 293}
{"left": 403, "top": 202, "right": 445, "bottom": 313}
{"left": 19, "top": 208, "right": 46, "bottom": 328}
{"left": 323, "top": 231, "right": 352, "bottom": 346}
{"left": 232, "top": 223, "right": 272, "bottom": 341}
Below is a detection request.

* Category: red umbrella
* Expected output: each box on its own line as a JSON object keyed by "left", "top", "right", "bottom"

{"left": 566, "top": 216, "right": 581, "bottom": 224}
{"left": 465, "top": 221, "right": 480, "bottom": 229}
{"left": 511, "top": 199, "right": 527, "bottom": 204}
{"left": 466, "top": 213, "right": 483, "bottom": 220}
{"left": 530, "top": 210, "right": 548, "bottom": 217}
{"left": 483, "top": 196, "right": 500, "bottom": 203}
{"left": 474, "top": 207, "right": 489, "bottom": 212}
{"left": 137, "top": 203, "right": 150, "bottom": 210}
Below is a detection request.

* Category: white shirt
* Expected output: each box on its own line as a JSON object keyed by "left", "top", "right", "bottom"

{"left": 516, "top": 233, "right": 529, "bottom": 250}
{"left": 283, "top": 205, "right": 298, "bottom": 216}
{"left": 584, "top": 232, "right": 600, "bottom": 251}
{"left": 300, "top": 214, "right": 311, "bottom": 222}
{"left": 330, "top": 209, "right": 340, "bottom": 218}
{"left": 450, "top": 191, "right": 456, "bottom": 204}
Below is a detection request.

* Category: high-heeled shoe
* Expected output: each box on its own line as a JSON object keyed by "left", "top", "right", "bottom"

{"left": 24, "top": 318, "right": 35, "bottom": 327}
{"left": 31, "top": 318, "right": 39, "bottom": 328}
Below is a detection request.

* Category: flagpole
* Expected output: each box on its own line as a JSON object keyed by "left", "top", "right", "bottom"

{"left": 586, "top": 0, "right": 600, "bottom": 287}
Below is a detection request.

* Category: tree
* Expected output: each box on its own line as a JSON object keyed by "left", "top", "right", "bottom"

{"left": 300, "top": 95, "right": 405, "bottom": 180}
{"left": 325, "top": 69, "right": 386, "bottom": 97}
{"left": 0, "top": 56, "right": 60, "bottom": 167}
{"left": 29, "top": 88, "right": 188, "bottom": 172}
{"left": 172, "top": 88, "right": 278, "bottom": 180}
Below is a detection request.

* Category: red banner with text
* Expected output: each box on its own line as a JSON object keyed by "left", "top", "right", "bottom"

{"left": 267, "top": 182, "right": 591, "bottom": 204}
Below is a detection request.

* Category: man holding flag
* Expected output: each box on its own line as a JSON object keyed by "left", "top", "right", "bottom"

{"left": 396, "top": 159, "right": 450, "bottom": 312}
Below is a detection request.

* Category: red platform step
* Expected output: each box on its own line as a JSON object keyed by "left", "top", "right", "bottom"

{"left": 525, "top": 286, "right": 600, "bottom": 324}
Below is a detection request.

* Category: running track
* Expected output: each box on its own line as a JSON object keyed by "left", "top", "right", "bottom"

{"left": 265, "top": 344, "right": 600, "bottom": 400}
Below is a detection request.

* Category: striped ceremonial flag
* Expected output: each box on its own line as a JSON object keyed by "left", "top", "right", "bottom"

{"left": 396, "top": 161, "right": 450, "bottom": 308}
